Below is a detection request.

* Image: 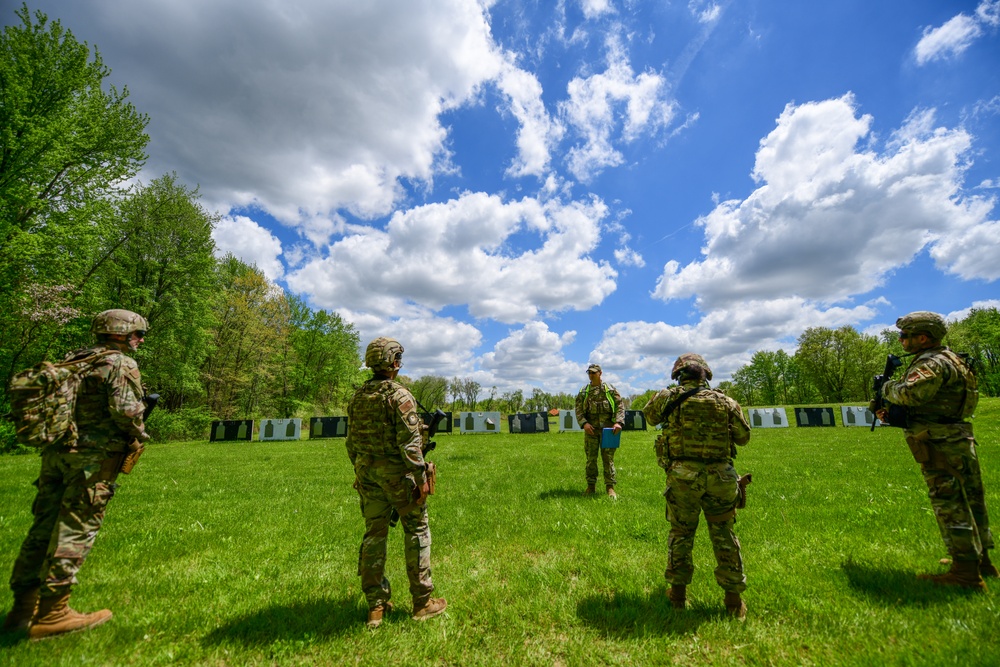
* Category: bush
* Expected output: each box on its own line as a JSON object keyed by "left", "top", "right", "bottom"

{"left": 145, "top": 406, "right": 215, "bottom": 442}
{"left": 0, "top": 418, "right": 32, "bottom": 454}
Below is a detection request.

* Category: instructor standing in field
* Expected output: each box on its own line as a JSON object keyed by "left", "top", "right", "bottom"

{"left": 643, "top": 353, "right": 751, "bottom": 620}
{"left": 3, "top": 309, "right": 151, "bottom": 641}
{"left": 346, "top": 337, "right": 446, "bottom": 628}
{"left": 878, "top": 311, "right": 995, "bottom": 590}
{"left": 575, "top": 363, "right": 625, "bottom": 498}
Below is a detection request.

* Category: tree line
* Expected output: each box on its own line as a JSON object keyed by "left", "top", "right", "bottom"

{"left": 0, "top": 6, "right": 364, "bottom": 450}
{"left": 403, "top": 375, "right": 583, "bottom": 415}
{"left": 713, "top": 310, "right": 1000, "bottom": 407}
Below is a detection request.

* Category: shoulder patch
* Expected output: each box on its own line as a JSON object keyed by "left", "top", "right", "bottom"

{"left": 399, "top": 398, "right": 414, "bottom": 414}
{"left": 407, "top": 413, "right": 419, "bottom": 425}
{"left": 907, "top": 367, "right": 935, "bottom": 383}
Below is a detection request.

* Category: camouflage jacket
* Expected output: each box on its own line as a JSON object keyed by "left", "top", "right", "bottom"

{"left": 643, "top": 379, "right": 750, "bottom": 465}
{"left": 346, "top": 376, "right": 426, "bottom": 485}
{"left": 68, "top": 342, "right": 148, "bottom": 452}
{"left": 575, "top": 382, "right": 625, "bottom": 429}
{"left": 883, "top": 346, "right": 978, "bottom": 426}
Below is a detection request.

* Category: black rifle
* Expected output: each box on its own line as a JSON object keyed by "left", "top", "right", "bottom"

{"left": 870, "top": 355, "right": 903, "bottom": 432}
{"left": 121, "top": 393, "right": 159, "bottom": 474}
{"left": 389, "top": 407, "right": 447, "bottom": 527}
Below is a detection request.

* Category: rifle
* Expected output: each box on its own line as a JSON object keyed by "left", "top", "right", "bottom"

{"left": 389, "top": 407, "right": 446, "bottom": 527}
{"left": 870, "top": 355, "right": 903, "bottom": 432}
{"left": 121, "top": 393, "right": 159, "bottom": 474}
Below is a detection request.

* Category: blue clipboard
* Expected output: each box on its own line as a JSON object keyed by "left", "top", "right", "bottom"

{"left": 600, "top": 427, "right": 620, "bottom": 449}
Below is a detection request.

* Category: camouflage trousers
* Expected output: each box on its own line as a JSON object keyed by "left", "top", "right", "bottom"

{"left": 663, "top": 460, "right": 746, "bottom": 593}
{"left": 909, "top": 423, "right": 994, "bottom": 561}
{"left": 9, "top": 448, "right": 122, "bottom": 598}
{"left": 354, "top": 458, "right": 433, "bottom": 609}
{"left": 584, "top": 432, "right": 617, "bottom": 488}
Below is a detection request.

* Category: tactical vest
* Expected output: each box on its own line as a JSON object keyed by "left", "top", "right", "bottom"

{"left": 906, "top": 348, "right": 979, "bottom": 423}
{"left": 578, "top": 383, "right": 617, "bottom": 419}
{"left": 665, "top": 389, "right": 734, "bottom": 460}
{"left": 348, "top": 378, "right": 403, "bottom": 458}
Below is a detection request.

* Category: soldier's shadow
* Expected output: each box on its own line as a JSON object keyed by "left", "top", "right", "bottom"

{"left": 576, "top": 588, "right": 711, "bottom": 637}
{"left": 201, "top": 596, "right": 365, "bottom": 645}
{"left": 841, "top": 558, "right": 974, "bottom": 606}
{"left": 538, "top": 488, "right": 589, "bottom": 500}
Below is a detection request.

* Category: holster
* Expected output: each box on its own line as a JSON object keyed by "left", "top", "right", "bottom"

{"left": 654, "top": 434, "right": 667, "bottom": 469}
{"left": 706, "top": 472, "right": 751, "bottom": 523}
{"left": 119, "top": 439, "right": 145, "bottom": 475}
{"left": 907, "top": 430, "right": 961, "bottom": 477}
{"left": 905, "top": 430, "right": 931, "bottom": 464}
{"left": 393, "top": 462, "right": 437, "bottom": 523}
{"left": 736, "top": 472, "right": 752, "bottom": 510}
{"left": 426, "top": 461, "right": 437, "bottom": 495}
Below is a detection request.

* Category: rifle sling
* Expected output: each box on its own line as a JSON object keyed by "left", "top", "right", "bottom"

{"left": 660, "top": 387, "right": 704, "bottom": 424}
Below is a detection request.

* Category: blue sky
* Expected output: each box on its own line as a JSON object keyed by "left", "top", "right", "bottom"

{"left": 10, "top": 0, "right": 1000, "bottom": 397}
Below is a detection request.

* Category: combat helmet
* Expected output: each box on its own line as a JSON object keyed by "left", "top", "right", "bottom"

{"left": 365, "top": 337, "right": 404, "bottom": 372}
{"left": 91, "top": 309, "right": 148, "bottom": 336}
{"left": 896, "top": 311, "right": 947, "bottom": 341}
{"left": 671, "top": 353, "right": 713, "bottom": 381}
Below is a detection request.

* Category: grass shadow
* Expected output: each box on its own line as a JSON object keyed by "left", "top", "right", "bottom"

{"left": 538, "top": 488, "right": 588, "bottom": 500}
{"left": 0, "top": 629, "right": 29, "bottom": 647}
{"left": 201, "top": 596, "right": 367, "bottom": 645}
{"left": 576, "top": 588, "right": 718, "bottom": 637}
{"left": 841, "top": 558, "right": 977, "bottom": 606}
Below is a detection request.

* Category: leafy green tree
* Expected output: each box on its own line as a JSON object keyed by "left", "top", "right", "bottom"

{"left": 201, "top": 256, "right": 290, "bottom": 419}
{"left": 276, "top": 295, "right": 362, "bottom": 417}
{"left": 794, "top": 326, "right": 885, "bottom": 402}
{"left": 0, "top": 4, "right": 148, "bottom": 395}
{"left": 948, "top": 307, "right": 1000, "bottom": 397}
{"left": 628, "top": 389, "right": 658, "bottom": 412}
{"left": 501, "top": 389, "right": 524, "bottom": 414}
{"left": 94, "top": 174, "right": 218, "bottom": 409}
{"left": 730, "top": 366, "right": 757, "bottom": 406}
{"left": 409, "top": 375, "right": 449, "bottom": 410}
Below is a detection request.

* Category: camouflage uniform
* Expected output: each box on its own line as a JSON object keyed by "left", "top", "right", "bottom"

{"left": 8, "top": 341, "right": 148, "bottom": 600}
{"left": 883, "top": 342, "right": 992, "bottom": 564}
{"left": 347, "top": 375, "right": 434, "bottom": 611}
{"left": 575, "top": 373, "right": 625, "bottom": 489}
{"left": 643, "top": 356, "right": 751, "bottom": 594}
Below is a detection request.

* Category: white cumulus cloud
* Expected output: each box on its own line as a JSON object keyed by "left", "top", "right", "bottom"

{"left": 213, "top": 215, "right": 284, "bottom": 281}
{"left": 652, "top": 94, "right": 999, "bottom": 309}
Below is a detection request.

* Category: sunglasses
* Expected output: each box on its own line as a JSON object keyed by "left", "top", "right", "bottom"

{"left": 133, "top": 330, "right": 147, "bottom": 338}
{"left": 898, "top": 332, "right": 919, "bottom": 340}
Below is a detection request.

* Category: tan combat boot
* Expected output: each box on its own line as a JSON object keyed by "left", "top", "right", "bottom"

{"left": 917, "top": 560, "right": 987, "bottom": 591}
{"left": 2, "top": 587, "right": 38, "bottom": 633}
{"left": 724, "top": 591, "right": 747, "bottom": 621}
{"left": 366, "top": 601, "right": 393, "bottom": 628}
{"left": 667, "top": 584, "right": 686, "bottom": 610}
{"left": 582, "top": 485, "right": 596, "bottom": 496}
{"left": 981, "top": 551, "right": 1000, "bottom": 578}
{"left": 412, "top": 596, "right": 447, "bottom": 621}
{"left": 28, "top": 593, "right": 112, "bottom": 641}
{"left": 606, "top": 486, "right": 617, "bottom": 499}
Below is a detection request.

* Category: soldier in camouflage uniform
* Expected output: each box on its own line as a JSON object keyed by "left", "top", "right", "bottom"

{"left": 3, "top": 310, "right": 151, "bottom": 640}
{"left": 878, "top": 311, "right": 995, "bottom": 590}
{"left": 643, "top": 353, "right": 751, "bottom": 620}
{"left": 347, "top": 337, "right": 446, "bottom": 628}
{"left": 575, "top": 363, "right": 625, "bottom": 498}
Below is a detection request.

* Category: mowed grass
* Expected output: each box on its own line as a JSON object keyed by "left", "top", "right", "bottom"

{"left": 2, "top": 400, "right": 1000, "bottom": 666}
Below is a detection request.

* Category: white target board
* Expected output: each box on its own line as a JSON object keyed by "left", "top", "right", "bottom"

{"left": 558, "top": 410, "right": 582, "bottom": 432}
{"left": 458, "top": 411, "right": 501, "bottom": 434}
{"left": 841, "top": 406, "right": 878, "bottom": 427}
{"left": 259, "top": 418, "right": 302, "bottom": 441}
{"left": 747, "top": 407, "right": 788, "bottom": 428}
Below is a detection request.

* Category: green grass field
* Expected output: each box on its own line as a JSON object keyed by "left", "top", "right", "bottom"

{"left": 3, "top": 400, "right": 1000, "bottom": 666}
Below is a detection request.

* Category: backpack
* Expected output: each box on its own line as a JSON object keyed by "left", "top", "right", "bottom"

{"left": 7, "top": 350, "right": 117, "bottom": 448}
